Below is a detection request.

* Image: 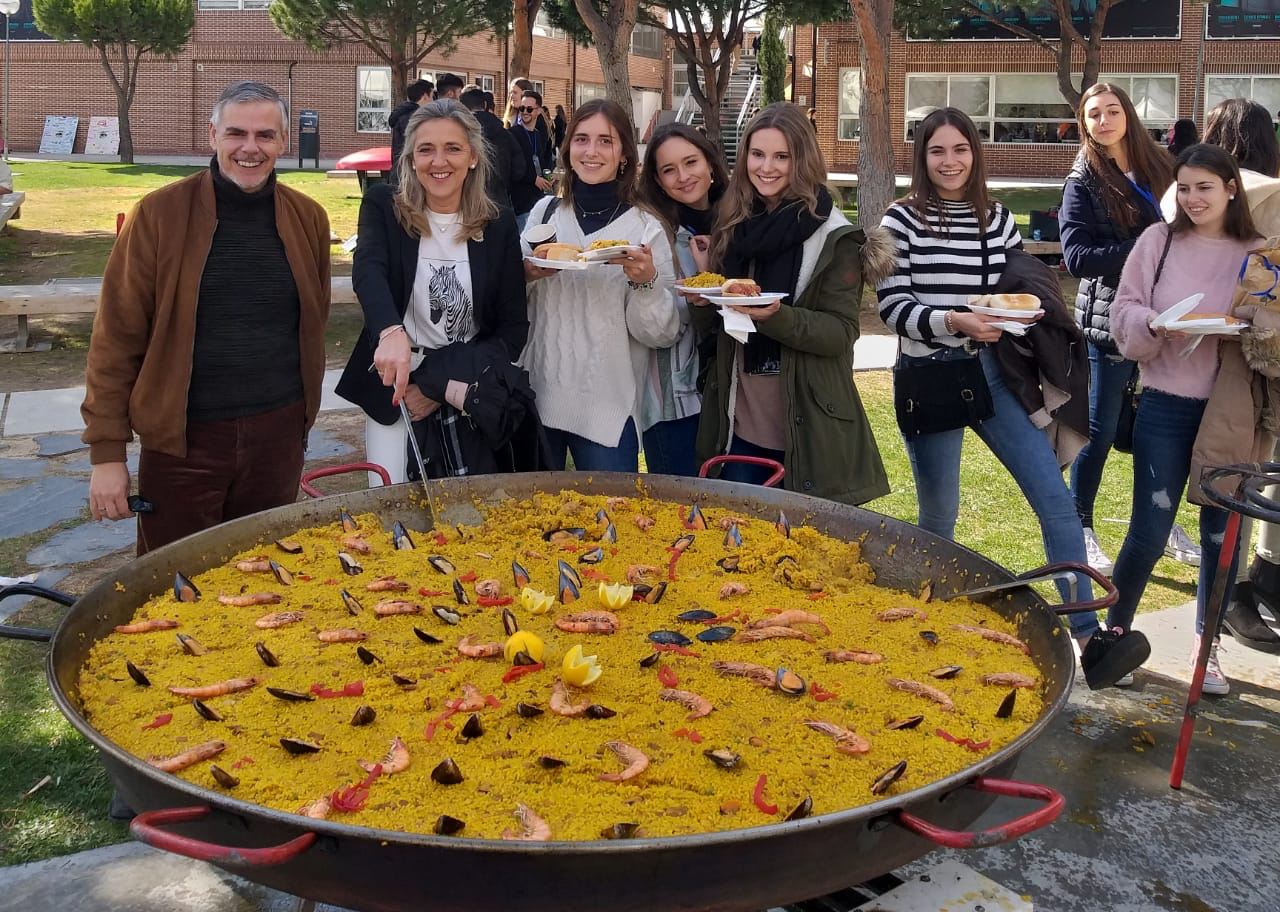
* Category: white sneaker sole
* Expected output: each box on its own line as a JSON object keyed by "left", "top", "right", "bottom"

{"left": 1114, "top": 672, "right": 1135, "bottom": 687}
{"left": 1200, "top": 678, "right": 1230, "bottom": 695}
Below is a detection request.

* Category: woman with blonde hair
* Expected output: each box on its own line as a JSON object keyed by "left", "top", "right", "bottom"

{"left": 336, "top": 99, "right": 530, "bottom": 481}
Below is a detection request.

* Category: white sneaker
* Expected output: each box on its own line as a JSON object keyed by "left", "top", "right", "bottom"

{"left": 1083, "top": 527, "right": 1114, "bottom": 575}
{"left": 1114, "top": 671, "right": 1135, "bottom": 687}
{"left": 1192, "top": 634, "right": 1230, "bottom": 695}
{"left": 1165, "top": 523, "right": 1202, "bottom": 567}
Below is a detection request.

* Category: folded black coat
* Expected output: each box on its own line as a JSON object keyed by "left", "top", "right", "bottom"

{"left": 992, "top": 249, "right": 1090, "bottom": 468}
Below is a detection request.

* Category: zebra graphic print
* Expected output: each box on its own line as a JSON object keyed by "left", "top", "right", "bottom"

{"left": 427, "top": 263, "right": 473, "bottom": 342}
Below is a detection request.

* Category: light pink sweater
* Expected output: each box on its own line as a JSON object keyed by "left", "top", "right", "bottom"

{"left": 1111, "top": 223, "right": 1261, "bottom": 400}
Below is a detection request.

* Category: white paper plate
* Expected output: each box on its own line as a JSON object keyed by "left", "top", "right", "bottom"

{"left": 1167, "top": 319, "right": 1246, "bottom": 335}
{"left": 967, "top": 303, "right": 1045, "bottom": 319}
{"left": 989, "top": 320, "right": 1031, "bottom": 336}
{"left": 674, "top": 284, "right": 719, "bottom": 294}
{"left": 526, "top": 256, "right": 595, "bottom": 271}
{"left": 578, "top": 244, "right": 644, "bottom": 262}
{"left": 1150, "top": 293, "right": 1206, "bottom": 328}
{"left": 703, "top": 292, "right": 787, "bottom": 307}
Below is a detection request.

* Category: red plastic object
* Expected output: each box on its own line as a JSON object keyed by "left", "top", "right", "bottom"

{"left": 299, "top": 462, "right": 392, "bottom": 498}
{"left": 130, "top": 806, "right": 316, "bottom": 866}
{"left": 335, "top": 147, "right": 392, "bottom": 172}
{"left": 697, "top": 455, "right": 785, "bottom": 488}
{"left": 116, "top": 211, "right": 125, "bottom": 235}
{"left": 895, "top": 777, "right": 1064, "bottom": 849}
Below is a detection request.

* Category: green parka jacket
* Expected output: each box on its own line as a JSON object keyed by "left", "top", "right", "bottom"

{"left": 692, "top": 209, "right": 894, "bottom": 506}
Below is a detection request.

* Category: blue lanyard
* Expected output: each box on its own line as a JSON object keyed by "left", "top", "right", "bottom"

{"left": 1127, "top": 177, "right": 1158, "bottom": 214}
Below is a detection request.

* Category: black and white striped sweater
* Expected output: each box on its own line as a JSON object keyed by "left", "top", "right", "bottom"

{"left": 876, "top": 199, "right": 1022, "bottom": 357}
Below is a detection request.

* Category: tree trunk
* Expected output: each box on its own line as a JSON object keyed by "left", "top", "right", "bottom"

{"left": 510, "top": 0, "right": 542, "bottom": 79}
{"left": 574, "top": 0, "right": 637, "bottom": 125}
{"left": 850, "top": 0, "right": 894, "bottom": 225}
{"left": 116, "top": 89, "right": 134, "bottom": 165}
{"left": 393, "top": 60, "right": 412, "bottom": 105}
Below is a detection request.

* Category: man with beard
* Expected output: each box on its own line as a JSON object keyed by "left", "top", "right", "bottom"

{"left": 82, "top": 81, "right": 331, "bottom": 555}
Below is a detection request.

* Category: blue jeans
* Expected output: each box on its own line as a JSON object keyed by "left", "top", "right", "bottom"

{"left": 1109, "top": 390, "right": 1237, "bottom": 635}
{"left": 642, "top": 414, "right": 701, "bottom": 477}
{"left": 1069, "top": 343, "right": 1137, "bottom": 528}
{"left": 901, "top": 348, "right": 1098, "bottom": 637}
{"left": 717, "top": 435, "right": 786, "bottom": 486}
{"left": 544, "top": 419, "right": 639, "bottom": 472}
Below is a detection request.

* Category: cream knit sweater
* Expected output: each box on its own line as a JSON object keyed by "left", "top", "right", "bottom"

{"left": 520, "top": 197, "right": 680, "bottom": 447}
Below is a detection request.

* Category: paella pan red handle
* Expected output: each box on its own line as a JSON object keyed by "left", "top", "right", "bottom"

{"left": 698, "top": 456, "right": 785, "bottom": 488}
{"left": 895, "top": 776, "right": 1064, "bottom": 849}
{"left": 300, "top": 462, "right": 393, "bottom": 498}
{"left": 130, "top": 806, "right": 316, "bottom": 866}
{"left": 1026, "top": 561, "right": 1118, "bottom": 615}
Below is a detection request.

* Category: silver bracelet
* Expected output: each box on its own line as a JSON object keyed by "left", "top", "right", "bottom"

{"left": 627, "top": 275, "right": 657, "bottom": 291}
{"left": 379, "top": 324, "right": 406, "bottom": 342}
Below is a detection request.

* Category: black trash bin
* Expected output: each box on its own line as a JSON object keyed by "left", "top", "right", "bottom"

{"left": 298, "top": 110, "right": 319, "bottom": 169}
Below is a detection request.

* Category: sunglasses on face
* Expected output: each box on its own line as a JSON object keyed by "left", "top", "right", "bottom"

{"left": 518, "top": 106, "right": 537, "bottom": 114}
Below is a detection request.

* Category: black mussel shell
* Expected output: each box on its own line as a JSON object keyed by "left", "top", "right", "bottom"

{"left": 579, "top": 546, "right": 605, "bottom": 565}
{"left": 339, "top": 507, "right": 358, "bottom": 532}
{"left": 558, "top": 569, "right": 580, "bottom": 605}
{"left": 995, "top": 689, "right": 1017, "bottom": 719}
{"left": 452, "top": 578, "right": 469, "bottom": 605}
{"left": 391, "top": 521, "right": 415, "bottom": 551}
{"left": 871, "top": 760, "right": 908, "bottom": 796}
{"left": 919, "top": 630, "right": 940, "bottom": 646}
{"left": 192, "top": 698, "right": 223, "bottom": 721}
{"left": 785, "top": 795, "right": 813, "bottom": 821}
{"left": 126, "top": 660, "right": 150, "bottom": 686}
{"left": 351, "top": 705, "right": 377, "bottom": 726}
{"left": 501, "top": 607, "right": 520, "bottom": 636}
{"left": 356, "top": 645, "right": 381, "bottom": 665}
{"left": 275, "top": 538, "right": 303, "bottom": 555}
{"left": 929, "top": 664, "right": 963, "bottom": 679}
{"left": 649, "top": 630, "right": 691, "bottom": 646}
{"left": 776, "top": 668, "right": 807, "bottom": 695}
{"left": 428, "top": 555, "right": 456, "bottom": 575}
{"left": 677, "top": 609, "right": 717, "bottom": 622}
{"left": 723, "top": 523, "right": 743, "bottom": 548}
{"left": 173, "top": 572, "right": 201, "bottom": 602}
{"left": 338, "top": 552, "right": 363, "bottom": 576}
{"left": 639, "top": 652, "right": 662, "bottom": 668}
{"left": 413, "top": 626, "right": 443, "bottom": 644}
{"left": 267, "top": 687, "right": 315, "bottom": 702}
{"left": 543, "top": 527, "right": 586, "bottom": 543}
{"left": 460, "top": 713, "right": 484, "bottom": 739}
{"left": 434, "top": 815, "right": 466, "bottom": 836}
{"left": 210, "top": 764, "right": 239, "bottom": 789}
{"left": 697, "top": 626, "right": 735, "bottom": 643}
{"left": 511, "top": 560, "right": 531, "bottom": 588}
{"left": 537, "top": 755, "right": 566, "bottom": 769}
{"left": 602, "top": 522, "right": 617, "bottom": 544}
{"left": 269, "top": 560, "right": 294, "bottom": 586}
{"left": 431, "top": 757, "right": 464, "bottom": 785}
{"left": 671, "top": 533, "right": 695, "bottom": 553}
{"left": 176, "top": 633, "right": 207, "bottom": 656}
{"left": 639, "top": 582, "right": 668, "bottom": 604}
{"left": 584, "top": 704, "right": 617, "bottom": 719}
{"left": 515, "top": 702, "right": 544, "bottom": 718}
{"left": 601, "top": 822, "right": 642, "bottom": 840}
{"left": 512, "top": 650, "right": 538, "bottom": 666}
{"left": 254, "top": 640, "right": 280, "bottom": 667}
{"left": 391, "top": 673, "right": 417, "bottom": 688}
{"left": 704, "top": 748, "right": 741, "bottom": 769}
{"left": 341, "top": 589, "right": 363, "bottom": 616}
{"left": 886, "top": 715, "right": 925, "bottom": 731}
{"left": 684, "top": 503, "right": 707, "bottom": 530}
{"left": 433, "top": 605, "right": 461, "bottom": 625}
{"left": 717, "top": 556, "right": 740, "bottom": 573}
{"left": 280, "top": 738, "right": 322, "bottom": 754}
{"left": 595, "top": 508, "right": 611, "bottom": 526}
{"left": 557, "top": 559, "right": 582, "bottom": 589}
{"left": 776, "top": 510, "right": 791, "bottom": 538}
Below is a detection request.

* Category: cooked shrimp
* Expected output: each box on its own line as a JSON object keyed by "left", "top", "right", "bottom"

{"left": 457, "top": 634, "right": 503, "bottom": 658}
{"left": 718, "top": 582, "right": 750, "bottom": 599}
{"left": 718, "top": 516, "right": 751, "bottom": 530}
{"left": 297, "top": 797, "right": 332, "bottom": 820}
{"left": 951, "top": 624, "right": 1031, "bottom": 655}
{"left": 980, "top": 672, "right": 1037, "bottom": 689}
{"left": 166, "top": 677, "right": 262, "bottom": 698}
{"left": 878, "top": 605, "right": 928, "bottom": 622}
{"left": 365, "top": 576, "right": 410, "bottom": 592}
{"left": 824, "top": 649, "right": 884, "bottom": 665}
{"left": 626, "top": 564, "right": 658, "bottom": 584}
{"left": 216, "top": 593, "right": 282, "bottom": 607}
{"left": 340, "top": 534, "right": 372, "bottom": 554}
{"left": 597, "top": 740, "right": 649, "bottom": 782}
{"left": 359, "top": 736, "right": 410, "bottom": 775}
{"left": 474, "top": 579, "right": 502, "bottom": 599}
{"left": 606, "top": 497, "right": 630, "bottom": 511}
{"left": 236, "top": 556, "right": 272, "bottom": 573}
{"left": 502, "top": 803, "right": 551, "bottom": 841}
{"left": 554, "top": 611, "right": 619, "bottom": 634}
{"left": 147, "top": 739, "right": 227, "bottom": 773}
{"left": 254, "top": 611, "right": 304, "bottom": 629}
{"left": 372, "top": 599, "right": 423, "bottom": 617}
{"left": 114, "top": 618, "right": 179, "bottom": 634}
{"left": 731, "top": 625, "right": 815, "bottom": 643}
{"left": 752, "top": 610, "right": 829, "bottom": 633}
{"left": 550, "top": 679, "right": 589, "bottom": 717}
{"left": 632, "top": 515, "right": 655, "bottom": 532}
{"left": 886, "top": 677, "right": 956, "bottom": 712}
{"left": 802, "top": 720, "right": 872, "bottom": 755}
{"left": 659, "top": 688, "right": 713, "bottom": 720}
{"left": 711, "top": 661, "right": 777, "bottom": 689}
{"left": 317, "top": 628, "right": 368, "bottom": 643}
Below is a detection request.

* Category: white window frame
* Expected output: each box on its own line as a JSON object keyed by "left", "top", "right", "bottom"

{"left": 198, "top": 0, "right": 272, "bottom": 9}
{"left": 473, "top": 74, "right": 496, "bottom": 94}
{"left": 356, "top": 66, "right": 393, "bottom": 134}
{"left": 838, "top": 68, "right": 861, "bottom": 141}
{"left": 631, "top": 24, "right": 664, "bottom": 59}
{"left": 575, "top": 82, "right": 607, "bottom": 108}
{"left": 533, "top": 10, "right": 566, "bottom": 40}
{"left": 530, "top": 80, "right": 546, "bottom": 100}
{"left": 1206, "top": 74, "right": 1280, "bottom": 127}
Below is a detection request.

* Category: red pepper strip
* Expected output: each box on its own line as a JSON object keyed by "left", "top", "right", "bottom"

{"left": 667, "top": 550, "right": 681, "bottom": 581}
{"left": 323, "top": 579, "right": 338, "bottom": 585}
{"left": 478, "top": 596, "right": 514, "bottom": 607}
{"left": 811, "top": 683, "right": 838, "bottom": 703}
{"left": 672, "top": 727, "right": 688, "bottom": 737}
{"left": 443, "top": 721, "right": 455, "bottom": 730}
{"left": 502, "top": 662, "right": 544, "bottom": 683}
{"left": 297, "top": 574, "right": 312, "bottom": 581}
{"left": 582, "top": 569, "right": 610, "bottom": 583}
{"left": 231, "top": 756, "right": 255, "bottom": 769}
{"left": 806, "top": 591, "right": 829, "bottom": 601}
{"left": 142, "top": 713, "right": 173, "bottom": 730}
{"left": 310, "top": 680, "right": 364, "bottom": 698}
{"left": 752, "top": 774, "right": 779, "bottom": 815}
{"left": 687, "top": 729, "right": 704, "bottom": 744}
{"left": 764, "top": 607, "right": 782, "bottom": 614}
{"left": 701, "top": 608, "right": 741, "bottom": 625}
{"left": 424, "top": 703, "right": 463, "bottom": 741}
{"left": 935, "top": 728, "right": 991, "bottom": 751}
{"left": 418, "top": 588, "right": 446, "bottom": 597}
{"left": 331, "top": 763, "right": 382, "bottom": 812}
{"left": 458, "top": 570, "right": 478, "bottom": 583}
{"left": 424, "top": 722, "right": 438, "bottom": 741}
{"left": 560, "top": 543, "right": 580, "bottom": 551}
{"left": 657, "top": 665, "right": 679, "bottom": 688}
{"left": 654, "top": 643, "right": 701, "bottom": 657}
{"left": 432, "top": 532, "right": 447, "bottom": 546}
{"left": 609, "top": 547, "right": 618, "bottom": 556}
{"left": 484, "top": 694, "right": 502, "bottom": 708}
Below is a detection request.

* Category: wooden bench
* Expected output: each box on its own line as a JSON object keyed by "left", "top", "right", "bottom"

{"left": 1022, "top": 239, "right": 1062, "bottom": 258}
{"left": 0, "top": 275, "right": 357, "bottom": 353}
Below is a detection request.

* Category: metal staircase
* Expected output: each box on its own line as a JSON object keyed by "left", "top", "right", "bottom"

{"left": 675, "top": 56, "right": 760, "bottom": 167}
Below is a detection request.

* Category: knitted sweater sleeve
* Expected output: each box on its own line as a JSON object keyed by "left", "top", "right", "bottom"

{"left": 1111, "top": 225, "right": 1165, "bottom": 363}
{"left": 875, "top": 204, "right": 948, "bottom": 343}
{"left": 624, "top": 214, "right": 680, "bottom": 348}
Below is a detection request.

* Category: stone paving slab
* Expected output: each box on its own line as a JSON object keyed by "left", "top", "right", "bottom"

{"left": 1139, "top": 599, "right": 1280, "bottom": 691}
{"left": 304, "top": 428, "right": 355, "bottom": 461}
{"left": 34, "top": 431, "right": 88, "bottom": 457}
{"left": 0, "top": 475, "right": 88, "bottom": 537}
{"left": 0, "top": 457, "right": 45, "bottom": 479}
{"left": 25, "top": 519, "right": 135, "bottom": 568}
{"left": 4, "top": 388, "right": 85, "bottom": 437}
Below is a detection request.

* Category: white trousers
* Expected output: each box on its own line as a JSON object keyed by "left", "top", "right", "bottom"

{"left": 365, "top": 415, "right": 409, "bottom": 485}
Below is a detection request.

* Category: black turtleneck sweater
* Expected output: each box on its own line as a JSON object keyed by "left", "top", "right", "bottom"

{"left": 573, "top": 179, "right": 630, "bottom": 235}
{"left": 188, "top": 159, "right": 303, "bottom": 422}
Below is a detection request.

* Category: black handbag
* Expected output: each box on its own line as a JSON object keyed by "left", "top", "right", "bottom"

{"left": 1113, "top": 226, "right": 1174, "bottom": 454}
{"left": 894, "top": 350, "right": 994, "bottom": 438}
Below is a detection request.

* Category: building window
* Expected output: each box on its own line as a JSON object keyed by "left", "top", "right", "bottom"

{"left": 838, "top": 68, "right": 861, "bottom": 140}
{"left": 576, "top": 83, "right": 607, "bottom": 107}
{"left": 473, "top": 74, "right": 495, "bottom": 94}
{"left": 357, "top": 66, "right": 392, "bottom": 133}
{"left": 1206, "top": 75, "right": 1280, "bottom": 128}
{"left": 530, "top": 80, "right": 546, "bottom": 99}
{"left": 533, "top": 10, "right": 566, "bottom": 40}
{"left": 198, "top": 0, "right": 272, "bottom": 8}
{"left": 631, "top": 24, "right": 664, "bottom": 59}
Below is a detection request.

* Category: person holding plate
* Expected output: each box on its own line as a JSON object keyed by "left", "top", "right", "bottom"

{"left": 1108, "top": 143, "right": 1266, "bottom": 695}
{"left": 690, "top": 102, "right": 888, "bottom": 505}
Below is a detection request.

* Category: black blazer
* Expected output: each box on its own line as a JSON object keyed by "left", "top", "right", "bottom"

{"left": 508, "top": 122, "right": 554, "bottom": 216}
{"left": 335, "top": 183, "right": 529, "bottom": 425}
{"left": 475, "top": 110, "right": 526, "bottom": 209}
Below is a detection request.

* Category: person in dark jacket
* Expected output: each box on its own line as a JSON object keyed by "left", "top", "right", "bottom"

{"left": 336, "top": 100, "right": 529, "bottom": 482}
{"left": 1058, "top": 82, "right": 1174, "bottom": 580}
{"left": 509, "top": 89, "right": 555, "bottom": 230}
{"left": 461, "top": 86, "right": 526, "bottom": 209}
{"left": 388, "top": 79, "right": 433, "bottom": 187}
{"left": 1167, "top": 118, "right": 1199, "bottom": 157}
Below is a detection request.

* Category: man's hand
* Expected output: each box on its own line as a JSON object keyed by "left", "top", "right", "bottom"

{"left": 534, "top": 175, "right": 554, "bottom": 192}
{"left": 90, "top": 462, "right": 135, "bottom": 521}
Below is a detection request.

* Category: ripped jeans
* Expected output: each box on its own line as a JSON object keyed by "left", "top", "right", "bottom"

{"left": 1109, "top": 389, "right": 1237, "bottom": 635}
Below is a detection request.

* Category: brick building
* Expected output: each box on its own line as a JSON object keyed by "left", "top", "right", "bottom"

{"left": 0, "top": 3, "right": 668, "bottom": 159}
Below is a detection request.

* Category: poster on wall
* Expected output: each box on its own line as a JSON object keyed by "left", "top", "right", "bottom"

{"left": 1207, "top": 1, "right": 1280, "bottom": 38}
{"left": 909, "top": 0, "right": 1180, "bottom": 40}
{"left": 84, "top": 117, "right": 120, "bottom": 155}
{"left": 38, "top": 116, "right": 78, "bottom": 155}
{"left": 4, "top": 0, "right": 55, "bottom": 40}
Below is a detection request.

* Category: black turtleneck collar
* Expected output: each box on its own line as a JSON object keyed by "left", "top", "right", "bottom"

{"left": 572, "top": 178, "right": 630, "bottom": 234}
{"left": 677, "top": 183, "right": 723, "bottom": 236}
{"left": 210, "top": 155, "right": 277, "bottom": 217}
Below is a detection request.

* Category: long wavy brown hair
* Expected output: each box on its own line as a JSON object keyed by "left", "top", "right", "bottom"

{"left": 1203, "top": 98, "right": 1280, "bottom": 179}
{"left": 899, "top": 106, "right": 993, "bottom": 237}
{"left": 639, "top": 122, "right": 729, "bottom": 231}
{"left": 557, "top": 99, "right": 645, "bottom": 216}
{"left": 392, "top": 99, "right": 497, "bottom": 242}
{"left": 1076, "top": 83, "right": 1173, "bottom": 228}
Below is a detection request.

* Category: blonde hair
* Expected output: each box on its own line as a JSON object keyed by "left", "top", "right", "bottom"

{"left": 393, "top": 99, "right": 498, "bottom": 242}
{"left": 711, "top": 103, "right": 830, "bottom": 267}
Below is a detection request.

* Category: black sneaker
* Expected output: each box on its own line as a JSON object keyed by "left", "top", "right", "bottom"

{"left": 1080, "top": 627, "right": 1151, "bottom": 691}
{"left": 107, "top": 792, "right": 136, "bottom": 822}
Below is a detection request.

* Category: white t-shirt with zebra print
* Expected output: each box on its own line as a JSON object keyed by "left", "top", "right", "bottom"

{"left": 407, "top": 211, "right": 476, "bottom": 363}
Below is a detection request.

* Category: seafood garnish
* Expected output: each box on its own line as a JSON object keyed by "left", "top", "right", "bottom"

{"left": 453, "top": 578, "right": 470, "bottom": 605}
{"left": 280, "top": 738, "right": 322, "bottom": 755}
{"left": 317, "top": 629, "right": 368, "bottom": 643}
{"left": 413, "top": 626, "right": 443, "bottom": 644}
{"left": 236, "top": 556, "right": 271, "bottom": 573}
{"left": 995, "top": 690, "right": 1017, "bottom": 719}
{"left": 148, "top": 739, "right": 226, "bottom": 773}
{"left": 459, "top": 713, "right": 484, "bottom": 740}
{"left": 298, "top": 797, "right": 332, "bottom": 819}
{"left": 427, "top": 555, "right": 456, "bottom": 575}
{"left": 885, "top": 715, "right": 925, "bottom": 730}
{"left": 457, "top": 683, "right": 487, "bottom": 711}
{"left": 125, "top": 660, "right": 150, "bottom": 686}
{"left": 578, "top": 547, "right": 605, "bottom": 565}
{"left": 776, "top": 668, "right": 807, "bottom": 695}
{"left": 359, "top": 736, "right": 410, "bottom": 775}
{"left": 677, "top": 609, "right": 717, "bottom": 622}
{"left": 391, "top": 521, "right": 415, "bottom": 550}
{"left": 633, "top": 515, "right": 655, "bottom": 531}
{"left": 803, "top": 719, "right": 871, "bottom": 755}
{"left": 952, "top": 625, "right": 1031, "bottom": 655}
{"left": 885, "top": 677, "right": 955, "bottom": 712}
{"left": 431, "top": 757, "right": 464, "bottom": 785}
{"left": 776, "top": 511, "right": 791, "bottom": 538}
{"left": 719, "top": 582, "right": 750, "bottom": 599}
{"left": 269, "top": 560, "right": 294, "bottom": 586}
{"left": 339, "top": 508, "right": 358, "bottom": 532}
{"left": 338, "top": 552, "right": 363, "bottom": 576}
{"left": 511, "top": 560, "right": 531, "bottom": 588}
{"left": 751, "top": 610, "right": 829, "bottom": 633}
{"left": 173, "top": 573, "right": 201, "bottom": 602}
{"left": 980, "top": 672, "right": 1036, "bottom": 689}
{"left": 537, "top": 756, "right": 566, "bottom": 769}
{"left": 929, "top": 665, "right": 963, "bottom": 679}
{"left": 711, "top": 661, "right": 776, "bottom": 688}
{"left": 366, "top": 576, "right": 410, "bottom": 592}
{"left": 659, "top": 687, "right": 713, "bottom": 720}
{"left": 516, "top": 702, "right": 544, "bottom": 718}
{"left": 602, "top": 823, "right": 642, "bottom": 839}
{"left": 723, "top": 522, "right": 742, "bottom": 549}
{"left": 217, "top": 592, "right": 282, "bottom": 607}
{"left": 871, "top": 760, "right": 908, "bottom": 795}
{"left": 597, "top": 740, "right": 649, "bottom": 782}
{"left": 717, "top": 556, "right": 740, "bottom": 573}
{"left": 210, "top": 764, "right": 239, "bottom": 789}
{"left": 696, "top": 626, "right": 735, "bottom": 642}
{"left": 878, "top": 605, "right": 928, "bottom": 622}
{"left": 191, "top": 698, "right": 223, "bottom": 721}
{"left": 114, "top": 618, "right": 179, "bottom": 634}
{"left": 648, "top": 630, "right": 691, "bottom": 647}
{"left": 176, "top": 633, "right": 207, "bottom": 656}
{"left": 457, "top": 634, "right": 503, "bottom": 658}
{"left": 167, "top": 676, "right": 262, "bottom": 698}
{"left": 254, "top": 641, "right": 280, "bottom": 667}
{"left": 732, "top": 625, "right": 816, "bottom": 644}
{"left": 475, "top": 578, "right": 502, "bottom": 599}
{"left": 555, "top": 611, "right": 619, "bottom": 634}
{"left": 373, "top": 599, "right": 423, "bottom": 617}
{"left": 704, "top": 748, "right": 741, "bottom": 769}
{"left": 626, "top": 564, "right": 658, "bottom": 585}
{"left": 785, "top": 796, "right": 813, "bottom": 821}
{"left": 341, "top": 589, "right": 363, "bottom": 615}
{"left": 502, "top": 803, "right": 551, "bottom": 841}
{"left": 584, "top": 704, "right": 617, "bottom": 719}
{"left": 558, "top": 568, "right": 581, "bottom": 605}
{"left": 255, "top": 611, "right": 304, "bottom": 629}
{"left": 684, "top": 503, "right": 707, "bottom": 530}
{"left": 351, "top": 705, "right": 377, "bottom": 726}
{"left": 602, "top": 522, "right": 617, "bottom": 544}
{"left": 920, "top": 630, "right": 940, "bottom": 645}
{"left": 341, "top": 534, "right": 371, "bottom": 555}
{"left": 432, "top": 605, "right": 461, "bottom": 625}
{"left": 550, "top": 679, "right": 589, "bottom": 717}
{"left": 274, "top": 539, "right": 303, "bottom": 555}
{"left": 557, "top": 559, "right": 582, "bottom": 589}
{"left": 824, "top": 649, "right": 883, "bottom": 665}
{"left": 670, "top": 533, "right": 695, "bottom": 553}
{"left": 434, "top": 815, "right": 465, "bottom": 836}
{"left": 267, "top": 686, "right": 315, "bottom": 702}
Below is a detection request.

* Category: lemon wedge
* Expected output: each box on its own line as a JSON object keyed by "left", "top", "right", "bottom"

{"left": 561, "top": 644, "right": 602, "bottom": 687}
{"left": 504, "top": 630, "right": 545, "bottom": 665}
{"left": 521, "top": 587, "right": 554, "bottom": 615}
{"left": 598, "top": 582, "right": 635, "bottom": 610}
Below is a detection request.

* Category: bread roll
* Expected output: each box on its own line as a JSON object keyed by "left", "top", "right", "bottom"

{"left": 533, "top": 242, "right": 583, "bottom": 261}
{"left": 1177, "top": 312, "right": 1243, "bottom": 324}
{"left": 986, "top": 293, "right": 1041, "bottom": 311}
{"left": 721, "top": 278, "right": 761, "bottom": 297}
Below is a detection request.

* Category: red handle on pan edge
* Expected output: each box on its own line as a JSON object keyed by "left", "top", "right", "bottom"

{"left": 130, "top": 806, "right": 316, "bottom": 866}
{"left": 300, "top": 462, "right": 393, "bottom": 499}
{"left": 895, "top": 777, "right": 1064, "bottom": 849}
{"left": 698, "top": 455, "right": 785, "bottom": 488}
{"left": 1023, "top": 561, "right": 1119, "bottom": 615}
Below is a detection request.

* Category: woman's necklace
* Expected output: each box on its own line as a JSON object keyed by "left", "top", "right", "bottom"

{"left": 576, "top": 200, "right": 624, "bottom": 223}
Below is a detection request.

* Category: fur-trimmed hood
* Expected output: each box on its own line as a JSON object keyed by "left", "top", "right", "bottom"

{"left": 859, "top": 225, "right": 896, "bottom": 286}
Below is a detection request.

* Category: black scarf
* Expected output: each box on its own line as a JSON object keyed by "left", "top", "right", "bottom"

{"left": 676, "top": 183, "right": 723, "bottom": 236}
{"left": 573, "top": 179, "right": 630, "bottom": 235}
{"left": 722, "top": 187, "right": 833, "bottom": 374}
